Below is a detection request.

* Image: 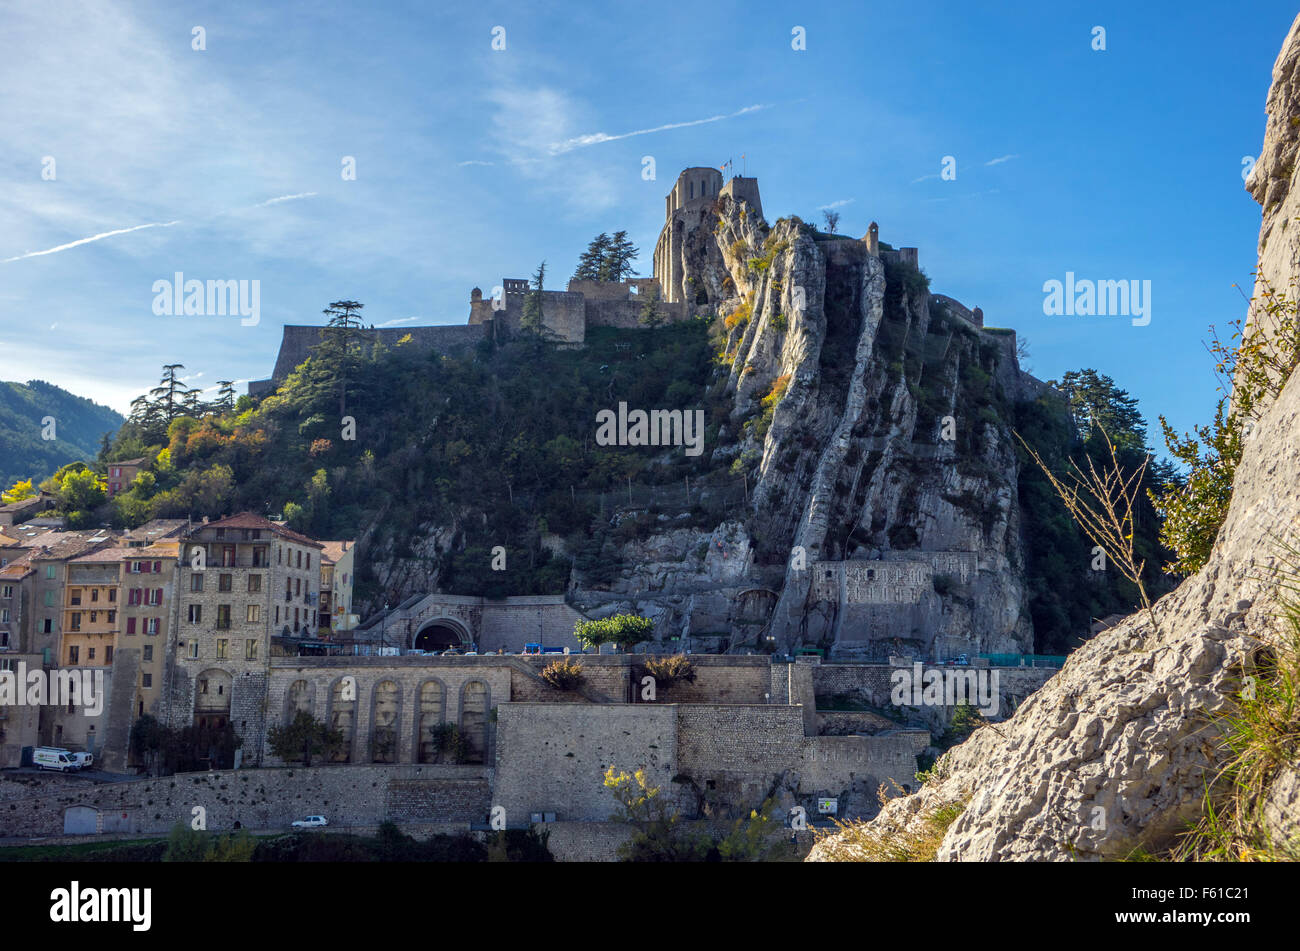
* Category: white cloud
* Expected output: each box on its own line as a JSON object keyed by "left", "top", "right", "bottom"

{"left": 376, "top": 316, "right": 420, "bottom": 327}
{"left": 984, "top": 154, "right": 1019, "bottom": 166}
{"left": 2, "top": 220, "right": 182, "bottom": 263}
{"left": 819, "top": 199, "right": 855, "bottom": 210}
{"left": 548, "top": 104, "right": 769, "bottom": 155}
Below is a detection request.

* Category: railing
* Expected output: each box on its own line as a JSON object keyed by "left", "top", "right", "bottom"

{"left": 977, "top": 653, "right": 1066, "bottom": 669}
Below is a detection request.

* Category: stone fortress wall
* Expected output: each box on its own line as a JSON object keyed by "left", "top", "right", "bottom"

{"left": 249, "top": 165, "right": 989, "bottom": 398}
{"left": 3, "top": 653, "right": 1056, "bottom": 844}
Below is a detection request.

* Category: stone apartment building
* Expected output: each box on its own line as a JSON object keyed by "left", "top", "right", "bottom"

{"left": 318, "top": 540, "right": 357, "bottom": 634}
{"left": 105, "top": 458, "right": 146, "bottom": 497}
{"left": 168, "top": 513, "right": 324, "bottom": 765}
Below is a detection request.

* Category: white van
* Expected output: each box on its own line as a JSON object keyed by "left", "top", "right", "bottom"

{"left": 33, "top": 747, "right": 79, "bottom": 772}
{"left": 70, "top": 752, "right": 93, "bottom": 770}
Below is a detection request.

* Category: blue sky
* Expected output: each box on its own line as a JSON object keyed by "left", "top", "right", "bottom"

{"left": 0, "top": 0, "right": 1294, "bottom": 449}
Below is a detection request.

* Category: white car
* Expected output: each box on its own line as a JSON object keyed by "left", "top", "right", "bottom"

{"left": 291, "top": 815, "right": 328, "bottom": 828}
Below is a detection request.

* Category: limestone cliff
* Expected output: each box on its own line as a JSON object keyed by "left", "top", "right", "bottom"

{"left": 569, "top": 188, "right": 1059, "bottom": 662}
{"left": 808, "top": 13, "right": 1300, "bottom": 860}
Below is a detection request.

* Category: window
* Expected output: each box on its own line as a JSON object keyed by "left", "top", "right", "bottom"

{"left": 222, "top": 546, "right": 235, "bottom": 567}
{"left": 296, "top": 550, "right": 302, "bottom": 569}
{"left": 219, "top": 574, "right": 232, "bottom": 592}
{"left": 215, "top": 529, "right": 225, "bottom": 539}
{"left": 108, "top": 588, "right": 117, "bottom": 602}
{"left": 105, "top": 646, "right": 113, "bottom": 664}
{"left": 188, "top": 641, "right": 199, "bottom": 659}
{"left": 44, "top": 590, "right": 55, "bottom": 607}
{"left": 45, "top": 565, "right": 56, "bottom": 579}
{"left": 247, "top": 604, "right": 261, "bottom": 623}
{"left": 275, "top": 606, "right": 279, "bottom": 623}
{"left": 153, "top": 561, "right": 161, "bottom": 574}
{"left": 150, "top": 589, "right": 162, "bottom": 606}
{"left": 277, "top": 546, "right": 282, "bottom": 565}
{"left": 143, "top": 645, "right": 153, "bottom": 662}
{"left": 248, "top": 574, "right": 261, "bottom": 593}
{"left": 126, "top": 617, "right": 137, "bottom": 635}
{"left": 216, "top": 605, "right": 231, "bottom": 629}
{"left": 2, "top": 585, "right": 12, "bottom": 599}
{"left": 0, "top": 608, "right": 9, "bottom": 623}
{"left": 70, "top": 589, "right": 82, "bottom": 605}
{"left": 146, "top": 618, "right": 159, "bottom": 635}
{"left": 188, "top": 604, "right": 202, "bottom": 623}
{"left": 245, "top": 639, "right": 257, "bottom": 660}
{"left": 42, "top": 619, "right": 53, "bottom": 634}
{"left": 130, "top": 561, "right": 142, "bottom": 573}
{"left": 107, "top": 611, "right": 115, "bottom": 624}
{"left": 295, "top": 578, "right": 301, "bottom": 597}
{"left": 128, "top": 588, "right": 140, "bottom": 606}
{"left": 88, "top": 647, "right": 96, "bottom": 660}
{"left": 306, "top": 554, "right": 311, "bottom": 570}
{"left": 90, "top": 588, "right": 99, "bottom": 603}
{"left": 215, "top": 639, "right": 228, "bottom": 659}
{"left": 68, "top": 646, "right": 79, "bottom": 664}
{"left": 89, "top": 611, "right": 97, "bottom": 623}
{"left": 142, "top": 673, "right": 152, "bottom": 688}
{"left": 70, "top": 613, "right": 81, "bottom": 631}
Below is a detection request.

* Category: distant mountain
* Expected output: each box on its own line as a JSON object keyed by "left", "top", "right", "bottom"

{"left": 0, "top": 380, "right": 124, "bottom": 488}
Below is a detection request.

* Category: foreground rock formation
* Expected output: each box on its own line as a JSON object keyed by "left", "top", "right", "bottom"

{"left": 809, "top": 13, "right": 1300, "bottom": 861}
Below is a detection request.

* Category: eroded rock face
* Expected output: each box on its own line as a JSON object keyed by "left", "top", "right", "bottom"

{"left": 567, "top": 192, "right": 1056, "bottom": 659}
{"left": 809, "top": 13, "right": 1300, "bottom": 862}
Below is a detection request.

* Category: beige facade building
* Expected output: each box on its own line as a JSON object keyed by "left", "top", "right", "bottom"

{"left": 168, "top": 513, "right": 323, "bottom": 764}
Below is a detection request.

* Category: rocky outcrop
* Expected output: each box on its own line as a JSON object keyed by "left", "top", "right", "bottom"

{"left": 809, "top": 13, "right": 1300, "bottom": 861}
{"left": 571, "top": 189, "right": 1051, "bottom": 660}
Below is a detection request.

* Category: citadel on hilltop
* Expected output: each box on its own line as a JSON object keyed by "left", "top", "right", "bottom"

{"left": 248, "top": 167, "right": 974, "bottom": 396}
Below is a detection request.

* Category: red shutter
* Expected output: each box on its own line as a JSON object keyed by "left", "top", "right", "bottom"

{"left": 154, "top": 589, "right": 162, "bottom": 605}
{"left": 154, "top": 561, "right": 161, "bottom": 573}
{"left": 126, "top": 617, "right": 136, "bottom": 634}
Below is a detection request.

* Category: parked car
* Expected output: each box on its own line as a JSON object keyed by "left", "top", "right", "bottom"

{"left": 441, "top": 649, "right": 461, "bottom": 656}
{"left": 70, "top": 751, "right": 93, "bottom": 769}
{"left": 291, "top": 815, "right": 328, "bottom": 828}
{"left": 463, "top": 651, "right": 478, "bottom": 656}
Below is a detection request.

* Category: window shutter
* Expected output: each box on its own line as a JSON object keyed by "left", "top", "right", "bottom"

{"left": 127, "top": 617, "right": 136, "bottom": 634}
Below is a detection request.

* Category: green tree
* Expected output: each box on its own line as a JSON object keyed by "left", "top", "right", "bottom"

{"left": 1, "top": 478, "right": 36, "bottom": 503}
{"left": 573, "top": 613, "right": 654, "bottom": 651}
{"left": 573, "top": 233, "right": 611, "bottom": 282}
{"left": 216, "top": 381, "right": 237, "bottom": 412}
{"left": 1152, "top": 276, "right": 1300, "bottom": 574}
{"left": 520, "top": 261, "right": 547, "bottom": 336}
{"left": 639, "top": 286, "right": 664, "bottom": 330}
{"left": 58, "top": 467, "right": 106, "bottom": 512}
{"left": 266, "top": 710, "right": 345, "bottom": 766}
{"left": 1049, "top": 369, "right": 1148, "bottom": 453}
{"left": 149, "top": 364, "right": 187, "bottom": 423}
{"left": 601, "top": 231, "right": 639, "bottom": 282}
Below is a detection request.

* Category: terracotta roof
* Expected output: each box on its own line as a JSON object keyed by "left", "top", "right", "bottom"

{"left": 318, "top": 541, "right": 353, "bottom": 564}
{"left": 30, "top": 534, "right": 115, "bottom": 562}
{"left": 127, "top": 544, "right": 179, "bottom": 558}
{"left": 197, "top": 512, "right": 323, "bottom": 548}
{"left": 0, "top": 552, "right": 36, "bottom": 579}
{"left": 125, "top": 518, "right": 188, "bottom": 540}
{"left": 69, "top": 546, "right": 134, "bottom": 564}
{"left": 111, "top": 457, "right": 147, "bottom": 466}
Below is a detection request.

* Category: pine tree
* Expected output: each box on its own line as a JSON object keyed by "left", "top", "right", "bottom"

{"left": 149, "top": 365, "right": 186, "bottom": 423}
{"left": 520, "top": 261, "right": 547, "bottom": 336}
{"left": 639, "top": 286, "right": 664, "bottom": 330}
{"left": 573, "top": 233, "right": 611, "bottom": 282}
{"left": 313, "top": 300, "right": 366, "bottom": 415}
{"left": 216, "top": 381, "right": 237, "bottom": 413}
{"left": 601, "top": 231, "right": 639, "bottom": 282}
